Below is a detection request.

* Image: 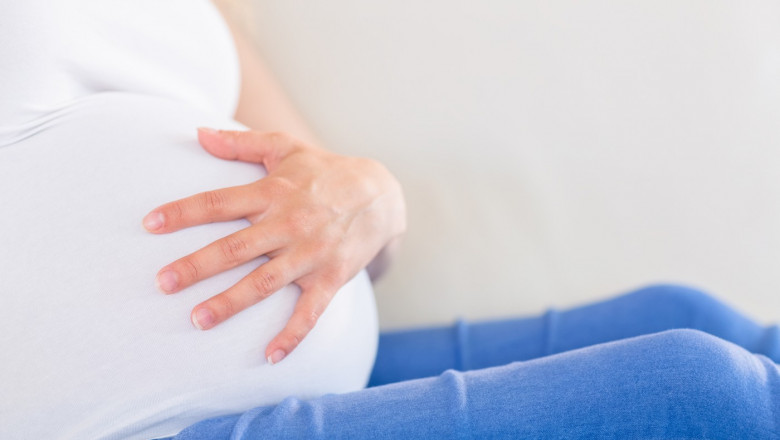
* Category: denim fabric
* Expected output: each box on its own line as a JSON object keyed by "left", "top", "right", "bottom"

{"left": 170, "top": 284, "right": 780, "bottom": 439}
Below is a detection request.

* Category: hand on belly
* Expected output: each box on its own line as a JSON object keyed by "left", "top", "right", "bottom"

{"left": 144, "top": 127, "right": 404, "bottom": 365}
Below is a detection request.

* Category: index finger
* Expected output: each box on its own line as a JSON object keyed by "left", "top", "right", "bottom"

{"left": 143, "top": 183, "right": 266, "bottom": 233}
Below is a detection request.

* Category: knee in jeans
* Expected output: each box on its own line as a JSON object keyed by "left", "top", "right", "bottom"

{"left": 656, "top": 328, "right": 730, "bottom": 356}
{"left": 628, "top": 284, "right": 726, "bottom": 325}
{"left": 648, "top": 329, "right": 762, "bottom": 414}
{"left": 630, "top": 283, "right": 716, "bottom": 309}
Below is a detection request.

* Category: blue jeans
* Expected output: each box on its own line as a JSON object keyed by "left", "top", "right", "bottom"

{"left": 171, "top": 285, "right": 780, "bottom": 439}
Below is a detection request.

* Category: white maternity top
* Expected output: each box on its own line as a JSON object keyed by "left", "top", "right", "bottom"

{"left": 0, "top": 2, "right": 378, "bottom": 439}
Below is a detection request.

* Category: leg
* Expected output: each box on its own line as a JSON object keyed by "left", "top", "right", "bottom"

{"left": 173, "top": 329, "right": 780, "bottom": 439}
{"left": 370, "top": 284, "right": 780, "bottom": 385}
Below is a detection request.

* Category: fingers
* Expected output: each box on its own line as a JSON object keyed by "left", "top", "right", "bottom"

{"left": 265, "top": 286, "right": 336, "bottom": 365}
{"left": 155, "top": 224, "right": 284, "bottom": 294}
{"left": 190, "top": 257, "right": 304, "bottom": 331}
{"left": 143, "top": 183, "right": 265, "bottom": 233}
{"left": 144, "top": 128, "right": 302, "bottom": 234}
{"left": 197, "top": 128, "right": 302, "bottom": 168}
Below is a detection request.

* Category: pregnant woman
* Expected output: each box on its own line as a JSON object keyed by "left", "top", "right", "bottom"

{"left": 2, "top": 1, "right": 780, "bottom": 439}
{"left": 0, "top": 1, "right": 400, "bottom": 438}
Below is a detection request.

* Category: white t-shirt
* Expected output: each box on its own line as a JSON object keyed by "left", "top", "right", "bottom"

{"left": 0, "top": 2, "right": 379, "bottom": 439}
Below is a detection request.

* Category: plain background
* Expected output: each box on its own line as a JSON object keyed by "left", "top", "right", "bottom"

{"left": 245, "top": 0, "right": 780, "bottom": 328}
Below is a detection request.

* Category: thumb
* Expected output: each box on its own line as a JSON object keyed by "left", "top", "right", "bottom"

{"left": 197, "top": 128, "right": 298, "bottom": 168}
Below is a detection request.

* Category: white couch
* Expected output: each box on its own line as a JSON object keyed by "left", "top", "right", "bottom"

{"left": 249, "top": 0, "right": 780, "bottom": 328}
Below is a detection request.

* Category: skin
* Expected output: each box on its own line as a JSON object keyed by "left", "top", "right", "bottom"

{"left": 142, "top": 4, "right": 406, "bottom": 365}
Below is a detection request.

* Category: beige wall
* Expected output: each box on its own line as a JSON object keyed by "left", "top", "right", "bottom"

{"left": 246, "top": 0, "right": 780, "bottom": 328}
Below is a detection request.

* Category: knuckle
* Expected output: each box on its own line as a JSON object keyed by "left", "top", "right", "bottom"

{"left": 219, "top": 235, "right": 249, "bottom": 264}
{"left": 303, "top": 309, "right": 320, "bottom": 330}
{"left": 306, "top": 236, "right": 329, "bottom": 254}
{"left": 211, "top": 294, "right": 236, "bottom": 319}
{"left": 178, "top": 257, "right": 201, "bottom": 281}
{"left": 168, "top": 201, "right": 184, "bottom": 223}
{"left": 201, "top": 190, "right": 227, "bottom": 214}
{"left": 286, "top": 210, "right": 313, "bottom": 236}
{"left": 306, "top": 264, "right": 332, "bottom": 283}
{"left": 288, "top": 316, "right": 316, "bottom": 347}
{"left": 320, "top": 269, "right": 346, "bottom": 291}
{"left": 288, "top": 332, "right": 302, "bottom": 348}
{"left": 249, "top": 270, "right": 279, "bottom": 299}
{"left": 348, "top": 156, "right": 396, "bottom": 195}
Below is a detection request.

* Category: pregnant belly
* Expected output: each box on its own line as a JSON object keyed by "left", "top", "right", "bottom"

{"left": 0, "top": 93, "right": 378, "bottom": 440}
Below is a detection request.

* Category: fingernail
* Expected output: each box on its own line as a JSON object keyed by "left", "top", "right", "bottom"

{"left": 197, "top": 127, "right": 219, "bottom": 135}
{"left": 192, "top": 307, "right": 215, "bottom": 330}
{"left": 156, "top": 270, "right": 179, "bottom": 293}
{"left": 267, "top": 349, "right": 286, "bottom": 365}
{"left": 143, "top": 212, "right": 164, "bottom": 231}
